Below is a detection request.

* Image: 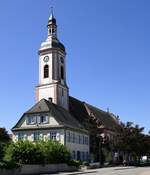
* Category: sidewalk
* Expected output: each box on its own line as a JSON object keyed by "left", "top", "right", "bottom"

{"left": 139, "top": 170, "right": 150, "bottom": 175}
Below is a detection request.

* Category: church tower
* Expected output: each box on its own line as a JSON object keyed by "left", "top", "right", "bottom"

{"left": 36, "top": 9, "right": 69, "bottom": 110}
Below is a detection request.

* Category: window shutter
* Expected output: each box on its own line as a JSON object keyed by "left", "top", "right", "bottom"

{"left": 31, "top": 134, "right": 34, "bottom": 141}
{"left": 40, "top": 133, "right": 43, "bottom": 140}
{"left": 26, "top": 116, "right": 29, "bottom": 125}
{"left": 16, "top": 134, "right": 18, "bottom": 141}
{"left": 56, "top": 133, "right": 60, "bottom": 141}
{"left": 37, "top": 116, "right": 41, "bottom": 124}
{"left": 45, "top": 116, "right": 49, "bottom": 123}
{"left": 33, "top": 116, "right": 37, "bottom": 124}
{"left": 47, "top": 133, "right": 50, "bottom": 140}
{"left": 24, "top": 134, "right": 27, "bottom": 140}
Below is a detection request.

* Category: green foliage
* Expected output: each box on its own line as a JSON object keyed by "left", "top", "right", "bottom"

{"left": 0, "top": 128, "right": 10, "bottom": 143}
{"left": 102, "top": 147, "right": 113, "bottom": 163}
{"left": 114, "top": 122, "right": 150, "bottom": 162}
{"left": 4, "top": 140, "right": 71, "bottom": 165}
{"left": 82, "top": 161, "right": 89, "bottom": 166}
{"left": 4, "top": 141, "right": 45, "bottom": 164}
{"left": 68, "top": 160, "right": 81, "bottom": 167}
{"left": 0, "top": 143, "right": 5, "bottom": 161}
{"left": 0, "top": 160, "right": 21, "bottom": 169}
{"left": 43, "top": 140, "right": 70, "bottom": 163}
{"left": 0, "top": 128, "right": 10, "bottom": 161}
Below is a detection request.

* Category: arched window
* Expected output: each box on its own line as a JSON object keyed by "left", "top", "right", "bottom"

{"left": 44, "top": 65, "right": 49, "bottom": 78}
{"left": 60, "top": 57, "right": 64, "bottom": 64}
{"left": 61, "top": 66, "right": 64, "bottom": 79}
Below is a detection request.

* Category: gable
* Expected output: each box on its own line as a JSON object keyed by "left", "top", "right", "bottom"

{"left": 13, "top": 112, "right": 59, "bottom": 130}
{"left": 12, "top": 99, "right": 86, "bottom": 132}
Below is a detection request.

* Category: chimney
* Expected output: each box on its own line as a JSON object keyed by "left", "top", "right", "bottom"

{"left": 48, "top": 97, "right": 53, "bottom": 102}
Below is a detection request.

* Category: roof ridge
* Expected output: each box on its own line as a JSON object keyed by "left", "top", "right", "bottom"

{"left": 69, "top": 96, "right": 107, "bottom": 114}
{"left": 84, "top": 102, "right": 107, "bottom": 115}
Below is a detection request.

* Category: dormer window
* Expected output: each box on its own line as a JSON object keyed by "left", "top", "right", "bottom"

{"left": 27, "top": 116, "right": 36, "bottom": 125}
{"left": 39, "top": 115, "right": 49, "bottom": 124}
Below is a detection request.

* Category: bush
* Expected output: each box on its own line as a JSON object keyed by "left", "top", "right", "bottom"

{"left": 68, "top": 160, "right": 81, "bottom": 167}
{"left": 0, "top": 160, "right": 21, "bottom": 169}
{"left": 4, "top": 141, "right": 45, "bottom": 164}
{"left": 4, "top": 140, "right": 71, "bottom": 165}
{"left": 82, "top": 161, "right": 89, "bottom": 166}
{"left": 44, "top": 141, "right": 70, "bottom": 163}
{"left": 0, "top": 143, "right": 5, "bottom": 161}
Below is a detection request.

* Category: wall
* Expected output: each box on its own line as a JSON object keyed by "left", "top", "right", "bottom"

{"left": 12, "top": 128, "right": 90, "bottom": 161}
{"left": 12, "top": 129, "right": 65, "bottom": 145}
{"left": 21, "top": 114, "right": 59, "bottom": 128}
{"left": 0, "top": 164, "right": 77, "bottom": 175}
{"left": 36, "top": 84, "right": 56, "bottom": 102}
{"left": 65, "top": 130, "right": 89, "bottom": 160}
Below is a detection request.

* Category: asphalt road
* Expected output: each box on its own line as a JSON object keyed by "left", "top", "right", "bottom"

{"left": 46, "top": 167, "right": 150, "bottom": 175}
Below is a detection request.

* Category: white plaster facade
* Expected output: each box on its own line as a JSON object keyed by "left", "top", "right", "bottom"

{"left": 12, "top": 114, "right": 89, "bottom": 161}
{"left": 35, "top": 15, "right": 69, "bottom": 110}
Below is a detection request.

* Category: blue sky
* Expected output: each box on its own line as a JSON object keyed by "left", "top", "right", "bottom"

{"left": 0, "top": 0, "right": 150, "bottom": 133}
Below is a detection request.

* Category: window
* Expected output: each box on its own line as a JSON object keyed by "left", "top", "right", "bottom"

{"left": 79, "top": 135, "right": 82, "bottom": 144}
{"left": 41, "top": 116, "right": 45, "bottom": 123}
{"left": 67, "top": 132, "right": 70, "bottom": 142}
{"left": 72, "top": 151, "right": 76, "bottom": 160}
{"left": 73, "top": 133, "right": 75, "bottom": 143}
{"left": 82, "top": 152, "right": 85, "bottom": 161}
{"left": 27, "top": 116, "right": 36, "bottom": 125}
{"left": 61, "top": 66, "right": 64, "bottom": 79}
{"left": 85, "top": 137, "right": 89, "bottom": 145}
{"left": 49, "top": 132, "right": 57, "bottom": 141}
{"left": 70, "top": 132, "right": 73, "bottom": 142}
{"left": 77, "top": 151, "right": 81, "bottom": 161}
{"left": 44, "top": 65, "right": 49, "bottom": 78}
{"left": 33, "top": 132, "right": 40, "bottom": 141}
{"left": 86, "top": 152, "right": 89, "bottom": 161}
{"left": 39, "top": 115, "right": 48, "bottom": 124}
{"left": 60, "top": 57, "right": 64, "bottom": 64}
{"left": 61, "top": 89, "right": 64, "bottom": 105}
{"left": 18, "top": 133, "right": 24, "bottom": 141}
{"left": 83, "top": 136, "right": 85, "bottom": 144}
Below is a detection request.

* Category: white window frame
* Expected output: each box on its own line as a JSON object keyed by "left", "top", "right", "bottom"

{"left": 33, "top": 132, "right": 40, "bottom": 141}
{"left": 27, "top": 116, "right": 36, "bottom": 125}
{"left": 49, "top": 132, "right": 57, "bottom": 141}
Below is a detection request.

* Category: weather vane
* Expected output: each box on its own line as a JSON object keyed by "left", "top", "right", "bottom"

{"left": 49, "top": 0, "right": 54, "bottom": 8}
{"left": 49, "top": 0, "right": 54, "bottom": 15}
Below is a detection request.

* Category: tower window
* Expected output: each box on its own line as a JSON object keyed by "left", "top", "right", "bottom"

{"left": 61, "top": 89, "right": 64, "bottom": 105}
{"left": 44, "top": 65, "right": 49, "bottom": 78}
{"left": 60, "top": 57, "right": 64, "bottom": 64}
{"left": 61, "top": 66, "right": 64, "bottom": 79}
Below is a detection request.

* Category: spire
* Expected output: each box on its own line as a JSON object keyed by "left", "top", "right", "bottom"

{"left": 47, "top": 7, "right": 57, "bottom": 37}
{"left": 49, "top": 7, "right": 54, "bottom": 21}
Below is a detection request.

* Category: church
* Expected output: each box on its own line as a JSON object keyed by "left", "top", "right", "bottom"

{"left": 12, "top": 9, "right": 122, "bottom": 162}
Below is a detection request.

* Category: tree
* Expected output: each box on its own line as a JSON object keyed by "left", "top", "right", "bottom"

{"left": 0, "top": 128, "right": 10, "bottom": 143}
{"left": 0, "top": 128, "right": 10, "bottom": 161}
{"left": 114, "top": 122, "right": 150, "bottom": 163}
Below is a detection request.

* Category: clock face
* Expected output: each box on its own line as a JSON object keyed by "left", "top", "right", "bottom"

{"left": 43, "top": 56, "right": 49, "bottom": 63}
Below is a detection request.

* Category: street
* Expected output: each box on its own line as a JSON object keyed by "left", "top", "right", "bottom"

{"left": 47, "top": 167, "right": 150, "bottom": 175}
